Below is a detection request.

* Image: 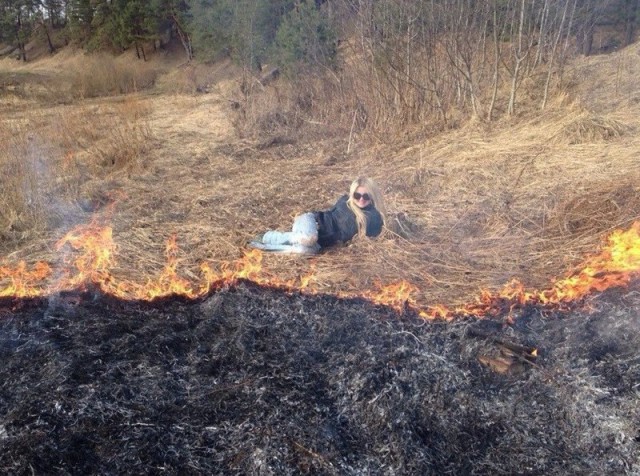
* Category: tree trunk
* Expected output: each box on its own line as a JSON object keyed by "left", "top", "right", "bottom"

{"left": 582, "top": 26, "right": 594, "bottom": 56}
{"left": 578, "top": 4, "right": 596, "bottom": 56}
{"left": 625, "top": 0, "right": 639, "bottom": 46}
{"left": 17, "top": 41, "right": 27, "bottom": 62}
{"left": 541, "top": 0, "right": 570, "bottom": 110}
{"left": 16, "top": 11, "right": 27, "bottom": 62}
{"left": 135, "top": 42, "right": 146, "bottom": 61}
{"left": 534, "top": 0, "right": 550, "bottom": 69}
{"left": 488, "top": 5, "right": 500, "bottom": 122}
{"left": 171, "top": 11, "right": 193, "bottom": 61}
{"left": 42, "top": 21, "right": 55, "bottom": 54}
{"left": 508, "top": 0, "right": 527, "bottom": 116}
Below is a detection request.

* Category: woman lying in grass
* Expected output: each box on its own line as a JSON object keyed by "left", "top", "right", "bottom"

{"left": 250, "top": 177, "right": 387, "bottom": 254}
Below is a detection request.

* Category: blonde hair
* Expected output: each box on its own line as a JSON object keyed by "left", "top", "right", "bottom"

{"left": 346, "top": 177, "right": 387, "bottom": 237}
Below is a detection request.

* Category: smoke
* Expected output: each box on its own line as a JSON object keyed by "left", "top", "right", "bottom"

{"left": 9, "top": 132, "right": 96, "bottom": 308}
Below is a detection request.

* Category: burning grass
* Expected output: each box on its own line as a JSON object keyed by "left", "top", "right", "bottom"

{"left": 2, "top": 45, "right": 640, "bottom": 307}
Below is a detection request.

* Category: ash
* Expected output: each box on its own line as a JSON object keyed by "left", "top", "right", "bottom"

{"left": 0, "top": 284, "right": 638, "bottom": 475}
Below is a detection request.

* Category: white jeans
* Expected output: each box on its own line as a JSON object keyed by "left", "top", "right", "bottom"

{"left": 262, "top": 212, "right": 319, "bottom": 248}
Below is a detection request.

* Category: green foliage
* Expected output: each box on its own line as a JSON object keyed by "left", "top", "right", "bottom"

{"left": 188, "top": 0, "right": 295, "bottom": 68}
{"left": 187, "top": 0, "right": 235, "bottom": 62}
{"left": 41, "top": 0, "right": 64, "bottom": 27}
{"left": 0, "top": 0, "right": 637, "bottom": 87}
{"left": 82, "top": 0, "right": 154, "bottom": 52}
{"left": 273, "top": 1, "right": 337, "bottom": 75}
{"left": 0, "top": 0, "right": 40, "bottom": 59}
{"left": 66, "top": 0, "right": 94, "bottom": 41}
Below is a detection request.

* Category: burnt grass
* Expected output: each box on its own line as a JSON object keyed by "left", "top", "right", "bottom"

{"left": 0, "top": 282, "right": 638, "bottom": 475}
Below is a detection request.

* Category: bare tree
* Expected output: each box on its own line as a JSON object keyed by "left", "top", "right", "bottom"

{"left": 441, "top": 0, "right": 491, "bottom": 118}
{"left": 575, "top": 0, "right": 601, "bottom": 56}
{"left": 541, "top": 0, "right": 571, "bottom": 110}
{"left": 507, "top": 0, "right": 528, "bottom": 115}
{"left": 488, "top": 1, "right": 504, "bottom": 121}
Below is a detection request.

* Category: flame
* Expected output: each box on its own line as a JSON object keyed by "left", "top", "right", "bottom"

{"left": 363, "top": 280, "right": 419, "bottom": 311}
{"left": 418, "top": 221, "right": 640, "bottom": 320}
{"left": 54, "top": 222, "right": 116, "bottom": 291}
{"left": 129, "top": 235, "right": 197, "bottom": 300}
{"left": 1, "top": 221, "right": 640, "bottom": 321}
{"left": 0, "top": 261, "right": 52, "bottom": 298}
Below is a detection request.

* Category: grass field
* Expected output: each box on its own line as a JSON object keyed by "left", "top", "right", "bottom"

{"left": 1, "top": 42, "right": 639, "bottom": 310}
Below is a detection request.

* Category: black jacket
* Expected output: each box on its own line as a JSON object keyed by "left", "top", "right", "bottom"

{"left": 314, "top": 195, "right": 383, "bottom": 247}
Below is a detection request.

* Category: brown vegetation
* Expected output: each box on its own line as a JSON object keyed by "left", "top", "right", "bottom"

{"left": 1, "top": 39, "right": 640, "bottom": 307}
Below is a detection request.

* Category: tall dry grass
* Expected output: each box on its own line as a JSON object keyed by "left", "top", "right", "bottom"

{"left": 0, "top": 127, "right": 50, "bottom": 240}
{"left": 0, "top": 94, "right": 154, "bottom": 249}
{"left": 64, "top": 54, "right": 160, "bottom": 99}
{"left": 2, "top": 41, "right": 640, "bottom": 308}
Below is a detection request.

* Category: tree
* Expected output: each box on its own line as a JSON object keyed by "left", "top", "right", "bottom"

{"left": 188, "top": 0, "right": 295, "bottom": 68}
{"left": 115, "top": 0, "right": 157, "bottom": 59}
{"left": 623, "top": 0, "right": 639, "bottom": 46}
{"left": 273, "top": 0, "right": 337, "bottom": 75}
{"left": 156, "top": 0, "right": 193, "bottom": 60}
{"left": 0, "top": 0, "right": 40, "bottom": 61}
{"left": 541, "top": 0, "right": 572, "bottom": 110}
{"left": 187, "top": 0, "right": 236, "bottom": 62}
{"left": 42, "top": 0, "right": 64, "bottom": 27}
{"left": 65, "top": 0, "right": 94, "bottom": 41}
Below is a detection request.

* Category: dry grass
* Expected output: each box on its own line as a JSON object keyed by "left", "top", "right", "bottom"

{"left": 0, "top": 43, "right": 180, "bottom": 102}
{"left": 1, "top": 43, "right": 640, "bottom": 309}
{"left": 553, "top": 111, "right": 630, "bottom": 144}
{"left": 64, "top": 53, "right": 160, "bottom": 98}
{"left": 0, "top": 89, "right": 155, "bottom": 245}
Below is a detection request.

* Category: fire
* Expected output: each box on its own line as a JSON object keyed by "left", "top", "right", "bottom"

{"left": 417, "top": 221, "right": 640, "bottom": 320}
{"left": 126, "top": 235, "right": 198, "bottom": 300}
{"left": 1, "top": 221, "right": 640, "bottom": 320}
{"left": 0, "top": 261, "right": 51, "bottom": 298}
{"left": 54, "top": 222, "right": 116, "bottom": 291}
{"left": 363, "top": 280, "right": 419, "bottom": 311}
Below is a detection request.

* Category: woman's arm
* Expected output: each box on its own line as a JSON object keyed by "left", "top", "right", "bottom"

{"left": 365, "top": 209, "right": 384, "bottom": 237}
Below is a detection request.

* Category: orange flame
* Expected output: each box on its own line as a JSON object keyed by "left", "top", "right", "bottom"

{"left": 363, "top": 280, "right": 419, "bottom": 311}
{"left": 125, "top": 235, "right": 198, "bottom": 300}
{"left": 1, "top": 221, "right": 640, "bottom": 320}
{"left": 54, "top": 222, "right": 116, "bottom": 291}
{"left": 418, "top": 221, "right": 640, "bottom": 319}
{"left": 0, "top": 261, "right": 52, "bottom": 298}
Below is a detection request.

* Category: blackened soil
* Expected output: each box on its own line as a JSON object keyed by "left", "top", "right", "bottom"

{"left": 0, "top": 284, "right": 638, "bottom": 475}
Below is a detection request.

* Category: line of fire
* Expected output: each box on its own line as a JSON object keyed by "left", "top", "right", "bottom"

{"left": 2, "top": 219, "right": 639, "bottom": 321}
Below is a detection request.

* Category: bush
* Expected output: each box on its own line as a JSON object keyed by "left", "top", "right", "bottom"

{"left": 65, "top": 54, "right": 159, "bottom": 98}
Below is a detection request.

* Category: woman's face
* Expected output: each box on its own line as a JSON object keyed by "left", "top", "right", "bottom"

{"left": 352, "top": 186, "right": 372, "bottom": 209}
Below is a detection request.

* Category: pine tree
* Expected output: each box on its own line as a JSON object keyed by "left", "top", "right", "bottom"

{"left": 273, "top": 0, "right": 337, "bottom": 75}
{"left": 0, "top": 0, "right": 40, "bottom": 60}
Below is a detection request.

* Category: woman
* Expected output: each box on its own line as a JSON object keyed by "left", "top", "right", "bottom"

{"left": 250, "top": 177, "right": 386, "bottom": 254}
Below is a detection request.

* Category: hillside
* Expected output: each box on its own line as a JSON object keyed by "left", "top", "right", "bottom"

{"left": 1, "top": 42, "right": 639, "bottom": 307}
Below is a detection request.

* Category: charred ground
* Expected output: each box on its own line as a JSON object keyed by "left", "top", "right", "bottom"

{"left": 0, "top": 285, "right": 638, "bottom": 475}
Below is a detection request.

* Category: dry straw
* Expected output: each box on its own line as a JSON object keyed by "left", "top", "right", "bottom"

{"left": 1, "top": 43, "right": 640, "bottom": 309}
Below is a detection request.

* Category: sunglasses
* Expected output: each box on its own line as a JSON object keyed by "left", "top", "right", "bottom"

{"left": 353, "top": 192, "right": 371, "bottom": 201}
